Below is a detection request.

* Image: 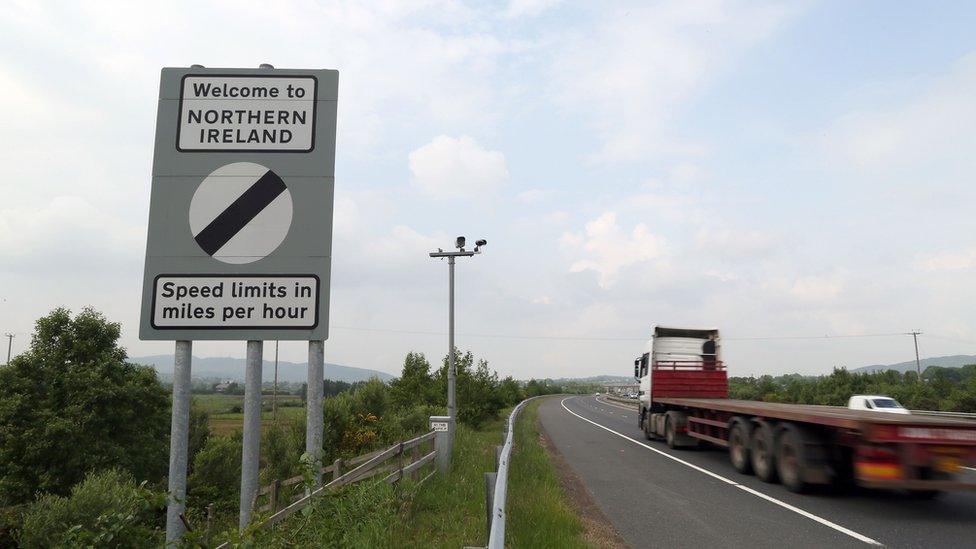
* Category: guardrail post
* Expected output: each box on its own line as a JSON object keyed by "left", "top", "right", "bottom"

{"left": 484, "top": 471, "right": 496, "bottom": 541}
{"left": 430, "top": 415, "right": 455, "bottom": 474}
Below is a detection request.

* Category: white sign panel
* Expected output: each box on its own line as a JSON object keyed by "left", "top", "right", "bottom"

{"left": 431, "top": 422, "right": 449, "bottom": 432}
{"left": 178, "top": 75, "right": 317, "bottom": 152}
{"left": 152, "top": 275, "right": 319, "bottom": 329}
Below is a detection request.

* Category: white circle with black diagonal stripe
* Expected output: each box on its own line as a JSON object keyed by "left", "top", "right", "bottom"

{"left": 189, "top": 162, "right": 293, "bottom": 264}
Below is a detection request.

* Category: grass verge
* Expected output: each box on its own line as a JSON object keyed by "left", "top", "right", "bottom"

{"left": 508, "top": 397, "right": 591, "bottom": 548}
{"left": 253, "top": 397, "right": 595, "bottom": 548}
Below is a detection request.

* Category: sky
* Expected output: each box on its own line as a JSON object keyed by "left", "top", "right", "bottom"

{"left": 2, "top": 0, "right": 976, "bottom": 379}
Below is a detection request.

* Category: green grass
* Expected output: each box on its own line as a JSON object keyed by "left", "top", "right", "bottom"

{"left": 508, "top": 398, "right": 590, "bottom": 548}
{"left": 251, "top": 397, "right": 593, "bottom": 548}
{"left": 193, "top": 394, "right": 305, "bottom": 435}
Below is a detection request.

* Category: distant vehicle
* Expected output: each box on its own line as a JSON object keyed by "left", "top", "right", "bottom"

{"left": 627, "top": 392, "right": 638, "bottom": 399}
{"left": 848, "top": 395, "right": 910, "bottom": 414}
{"left": 634, "top": 325, "right": 976, "bottom": 495}
{"left": 595, "top": 392, "right": 600, "bottom": 396}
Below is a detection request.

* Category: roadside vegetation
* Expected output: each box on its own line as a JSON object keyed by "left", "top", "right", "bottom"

{"left": 0, "top": 307, "right": 588, "bottom": 547}
{"left": 730, "top": 365, "right": 976, "bottom": 411}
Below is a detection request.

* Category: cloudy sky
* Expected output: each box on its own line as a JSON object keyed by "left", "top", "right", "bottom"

{"left": 2, "top": 0, "right": 975, "bottom": 379}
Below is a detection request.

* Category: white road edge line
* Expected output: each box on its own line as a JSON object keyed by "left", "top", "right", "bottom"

{"left": 963, "top": 466, "right": 976, "bottom": 472}
{"left": 560, "top": 397, "right": 884, "bottom": 547}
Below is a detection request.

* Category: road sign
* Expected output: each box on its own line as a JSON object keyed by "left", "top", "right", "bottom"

{"left": 431, "top": 421, "right": 449, "bottom": 432}
{"left": 140, "top": 67, "right": 337, "bottom": 341}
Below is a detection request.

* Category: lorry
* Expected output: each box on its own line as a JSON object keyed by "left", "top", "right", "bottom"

{"left": 635, "top": 326, "right": 976, "bottom": 495}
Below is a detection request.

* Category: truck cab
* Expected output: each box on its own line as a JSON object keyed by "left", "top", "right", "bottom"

{"left": 635, "top": 326, "right": 725, "bottom": 432}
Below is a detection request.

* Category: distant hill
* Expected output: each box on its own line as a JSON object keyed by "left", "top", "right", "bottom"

{"left": 853, "top": 355, "right": 976, "bottom": 374}
{"left": 549, "top": 375, "right": 634, "bottom": 384}
{"left": 132, "top": 355, "right": 394, "bottom": 384}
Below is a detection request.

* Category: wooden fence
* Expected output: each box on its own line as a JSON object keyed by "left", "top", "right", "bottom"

{"left": 212, "top": 430, "right": 438, "bottom": 547}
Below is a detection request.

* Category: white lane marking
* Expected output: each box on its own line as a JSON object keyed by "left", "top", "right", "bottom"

{"left": 560, "top": 397, "right": 884, "bottom": 547}
{"left": 963, "top": 466, "right": 976, "bottom": 472}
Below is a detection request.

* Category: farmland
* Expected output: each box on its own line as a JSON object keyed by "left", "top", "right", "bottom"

{"left": 193, "top": 393, "right": 306, "bottom": 435}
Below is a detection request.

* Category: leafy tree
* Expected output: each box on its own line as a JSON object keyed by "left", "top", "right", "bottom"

{"left": 0, "top": 308, "right": 169, "bottom": 505}
{"left": 389, "top": 352, "right": 439, "bottom": 408}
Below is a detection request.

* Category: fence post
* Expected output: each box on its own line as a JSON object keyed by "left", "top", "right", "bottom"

{"left": 484, "top": 472, "right": 497, "bottom": 542}
{"left": 205, "top": 503, "right": 214, "bottom": 545}
{"left": 270, "top": 479, "right": 281, "bottom": 513}
{"left": 430, "top": 415, "right": 455, "bottom": 474}
{"left": 333, "top": 458, "right": 343, "bottom": 482}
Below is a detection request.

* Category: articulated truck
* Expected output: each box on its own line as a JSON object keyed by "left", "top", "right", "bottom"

{"left": 635, "top": 326, "right": 976, "bottom": 495}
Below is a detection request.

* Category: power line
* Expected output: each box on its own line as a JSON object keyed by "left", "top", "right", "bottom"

{"left": 328, "top": 325, "right": 923, "bottom": 343}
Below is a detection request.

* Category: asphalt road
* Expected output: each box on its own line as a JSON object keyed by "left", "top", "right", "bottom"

{"left": 537, "top": 395, "right": 976, "bottom": 549}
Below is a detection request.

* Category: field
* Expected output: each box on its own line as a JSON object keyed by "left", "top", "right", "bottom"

{"left": 193, "top": 393, "right": 306, "bottom": 435}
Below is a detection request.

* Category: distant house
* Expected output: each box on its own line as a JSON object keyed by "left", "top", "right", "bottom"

{"left": 214, "top": 381, "right": 233, "bottom": 393}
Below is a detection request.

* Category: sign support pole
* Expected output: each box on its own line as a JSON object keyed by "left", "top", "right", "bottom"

{"left": 306, "top": 340, "right": 325, "bottom": 488}
{"left": 239, "top": 340, "right": 263, "bottom": 530}
{"left": 165, "top": 340, "right": 192, "bottom": 543}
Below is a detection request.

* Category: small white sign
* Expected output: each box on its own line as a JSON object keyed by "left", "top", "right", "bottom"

{"left": 152, "top": 275, "right": 319, "bottom": 329}
{"left": 178, "top": 75, "right": 317, "bottom": 151}
{"left": 431, "top": 422, "right": 449, "bottom": 432}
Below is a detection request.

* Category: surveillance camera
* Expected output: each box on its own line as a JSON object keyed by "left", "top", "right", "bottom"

{"left": 475, "top": 239, "right": 487, "bottom": 247}
{"left": 456, "top": 236, "right": 466, "bottom": 249}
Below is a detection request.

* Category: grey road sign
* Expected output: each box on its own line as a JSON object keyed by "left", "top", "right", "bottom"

{"left": 140, "top": 67, "right": 337, "bottom": 341}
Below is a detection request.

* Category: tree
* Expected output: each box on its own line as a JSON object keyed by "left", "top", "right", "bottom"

{"left": 0, "top": 308, "right": 169, "bottom": 505}
{"left": 389, "top": 352, "right": 438, "bottom": 408}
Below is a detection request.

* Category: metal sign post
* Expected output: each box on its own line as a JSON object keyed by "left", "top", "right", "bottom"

{"left": 141, "top": 64, "right": 338, "bottom": 540}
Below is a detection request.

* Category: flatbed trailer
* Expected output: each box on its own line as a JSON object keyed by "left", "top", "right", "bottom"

{"left": 636, "top": 326, "right": 976, "bottom": 495}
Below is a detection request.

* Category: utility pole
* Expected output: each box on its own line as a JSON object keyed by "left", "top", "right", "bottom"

{"left": 4, "top": 333, "right": 12, "bottom": 365}
{"left": 429, "top": 237, "right": 488, "bottom": 424}
{"left": 911, "top": 331, "right": 923, "bottom": 379}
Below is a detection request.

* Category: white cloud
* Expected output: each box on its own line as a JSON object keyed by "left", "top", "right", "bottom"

{"left": 560, "top": 212, "right": 668, "bottom": 288}
{"left": 504, "top": 0, "right": 563, "bottom": 18}
{"left": 914, "top": 249, "right": 976, "bottom": 272}
{"left": 789, "top": 274, "right": 844, "bottom": 302}
{"left": 408, "top": 135, "right": 510, "bottom": 199}
{"left": 827, "top": 53, "right": 976, "bottom": 173}
{"left": 550, "top": 1, "right": 800, "bottom": 163}
{"left": 515, "top": 188, "right": 554, "bottom": 203}
{"left": 0, "top": 196, "right": 143, "bottom": 274}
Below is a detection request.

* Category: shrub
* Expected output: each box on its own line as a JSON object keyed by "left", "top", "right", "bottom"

{"left": 17, "top": 469, "right": 164, "bottom": 548}
{"left": 188, "top": 434, "right": 242, "bottom": 517}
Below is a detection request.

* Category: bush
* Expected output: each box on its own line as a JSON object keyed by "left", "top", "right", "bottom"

{"left": 17, "top": 469, "right": 164, "bottom": 548}
{"left": 188, "top": 434, "right": 242, "bottom": 517}
{"left": 0, "top": 308, "right": 169, "bottom": 505}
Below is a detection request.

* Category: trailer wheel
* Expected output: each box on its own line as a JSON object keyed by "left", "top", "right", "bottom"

{"left": 776, "top": 425, "right": 807, "bottom": 493}
{"left": 750, "top": 422, "right": 778, "bottom": 483}
{"left": 728, "top": 419, "right": 753, "bottom": 475}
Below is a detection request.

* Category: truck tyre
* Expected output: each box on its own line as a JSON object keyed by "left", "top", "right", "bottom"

{"left": 776, "top": 424, "right": 807, "bottom": 493}
{"left": 750, "top": 421, "right": 778, "bottom": 483}
{"left": 665, "top": 415, "right": 677, "bottom": 449}
{"left": 728, "top": 419, "right": 753, "bottom": 475}
{"left": 641, "top": 410, "right": 653, "bottom": 440}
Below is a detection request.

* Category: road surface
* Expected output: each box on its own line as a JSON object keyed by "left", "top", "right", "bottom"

{"left": 538, "top": 395, "right": 976, "bottom": 548}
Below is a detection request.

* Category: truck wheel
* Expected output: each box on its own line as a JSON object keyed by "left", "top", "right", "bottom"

{"left": 728, "top": 419, "right": 753, "bottom": 474}
{"left": 665, "top": 416, "right": 677, "bottom": 449}
{"left": 776, "top": 425, "right": 807, "bottom": 493}
{"left": 750, "top": 422, "right": 778, "bottom": 483}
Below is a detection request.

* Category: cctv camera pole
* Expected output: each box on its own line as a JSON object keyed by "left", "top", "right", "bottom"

{"left": 448, "top": 255, "right": 456, "bottom": 420}
{"left": 430, "top": 238, "right": 486, "bottom": 449}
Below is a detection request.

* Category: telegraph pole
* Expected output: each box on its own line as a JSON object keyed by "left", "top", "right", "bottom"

{"left": 911, "top": 331, "right": 923, "bottom": 379}
{"left": 4, "top": 333, "right": 12, "bottom": 365}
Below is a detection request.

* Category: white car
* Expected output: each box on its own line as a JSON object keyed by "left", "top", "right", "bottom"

{"left": 848, "top": 394, "right": 910, "bottom": 414}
